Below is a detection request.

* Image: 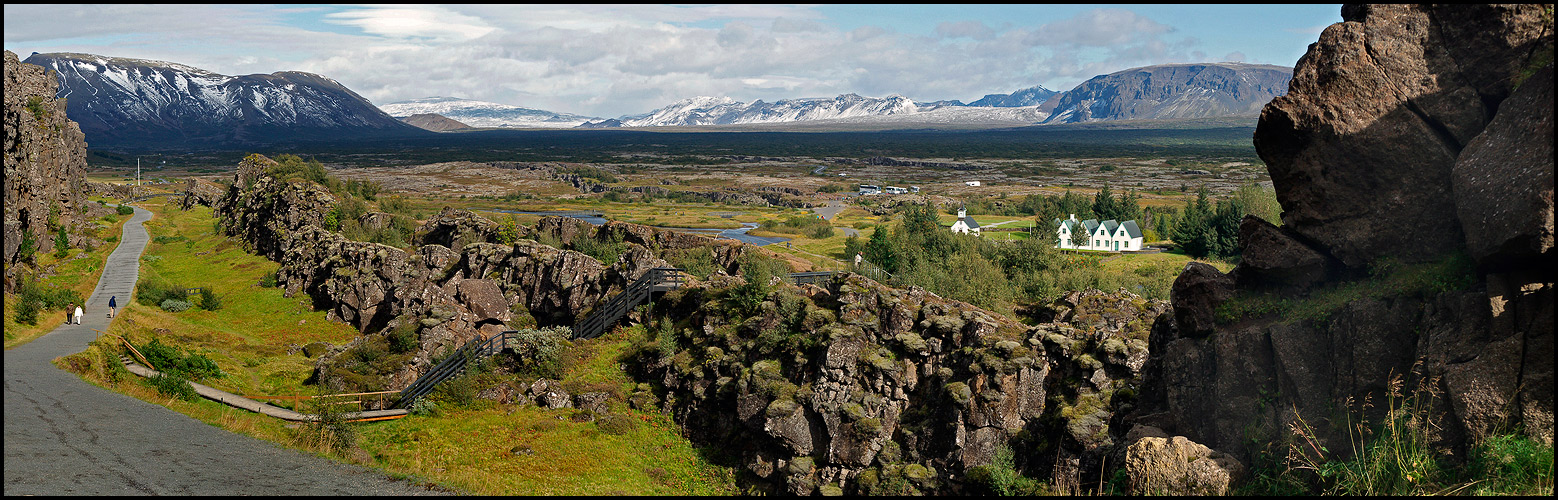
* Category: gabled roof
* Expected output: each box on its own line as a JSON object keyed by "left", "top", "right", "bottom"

{"left": 1082, "top": 219, "right": 1099, "bottom": 232}
{"left": 1100, "top": 220, "right": 1119, "bottom": 233}
{"left": 1120, "top": 220, "right": 1143, "bottom": 238}
{"left": 961, "top": 215, "right": 980, "bottom": 229}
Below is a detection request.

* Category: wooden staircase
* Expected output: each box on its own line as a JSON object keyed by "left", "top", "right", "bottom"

{"left": 392, "top": 267, "right": 686, "bottom": 409}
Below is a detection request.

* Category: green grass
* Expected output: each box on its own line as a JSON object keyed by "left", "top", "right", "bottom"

{"left": 107, "top": 198, "right": 364, "bottom": 399}
{"left": 76, "top": 199, "right": 739, "bottom": 494}
{"left": 356, "top": 324, "right": 740, "bottom": 495}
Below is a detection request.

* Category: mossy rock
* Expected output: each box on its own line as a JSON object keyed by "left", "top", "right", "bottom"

{"left": 766, "top": 397, "right": 800, "bottom": 418}
{"left": 787, "top": 455, "right": 815, "bottom": 475}
{"left": 302, "top": 342, "right": 330, "bottom": 358}
{"left": 818, "top": 484, "right": 844, "bottom": 496}
{"left": 946, "top": 382, "right": 972, "bottom": 405}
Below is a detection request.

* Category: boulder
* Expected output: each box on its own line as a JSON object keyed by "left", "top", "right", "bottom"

{"left": 417, "top": 207, "right": 499, "bottom": 250}
{"left": 534, "top": 215, "right": 593, "bottom": 247}
{"left": 1124, "top": 434, "right": 1245, "bottom": 496}
{"left": 1452, "top": 64, "right": 1554, "bottom": 268}
{"left": 529, "top": 379, "right": 573, "bottom": 409}
{"left": 454, "top": 278, "right": 510, "bottom": 324}
{"left": 1253, "top": 4, "right": 1552, "bottom": 268}
{"left": 1234, "top": 215, "right": 1338, "bottom": 290}
{"left": 1169, "top": 262, "right": 1233, "bottom": 337}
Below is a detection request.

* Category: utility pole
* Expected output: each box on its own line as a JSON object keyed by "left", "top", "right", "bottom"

{"left": 135, "top": 157, "right": 140, "bottom": 200}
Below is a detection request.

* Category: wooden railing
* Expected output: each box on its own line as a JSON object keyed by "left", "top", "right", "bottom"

{"left": 571, "top": 267, "right": 685, "bottom": 340}
{"left": 392, "top": 330, "right": 516, "bottom": 409}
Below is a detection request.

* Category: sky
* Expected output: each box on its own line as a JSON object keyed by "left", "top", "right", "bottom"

{"left": 3, "top": 4, "right": 1342, "bottom": 119}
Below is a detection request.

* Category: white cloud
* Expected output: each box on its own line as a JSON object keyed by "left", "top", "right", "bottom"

{"left": 324, "top": 6, "right": 496, "bottom": 42}
{"left": 5, "top": 5, "right": 1268, "bottom": 119}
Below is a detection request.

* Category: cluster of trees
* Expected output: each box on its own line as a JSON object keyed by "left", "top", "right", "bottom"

{"left": 833, "top": 181, "right": 1283, "bottom": 310}
{"left": 956, "top": 181, "right": 1280, "bottom": 259}
{"left": 841, "top": 203, "right": 1180, "bottom": 311}
{"left": 1167, "top": 182, "right": 1280, "bottom": 259}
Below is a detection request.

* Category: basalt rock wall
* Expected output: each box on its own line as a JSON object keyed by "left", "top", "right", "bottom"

{"left": 1134, "top": 4, "right": 1554, "bottom": 470}
{"left": 3, "top": 50, "right": 91, "bottom": 268}
{"left": 635, "top": 279, "right": 1169, "bottom": 494}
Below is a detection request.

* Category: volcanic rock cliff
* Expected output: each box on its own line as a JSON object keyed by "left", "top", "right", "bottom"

{"left": 212, "top": 157, "right": 781, "bottom": 392}
{"left": 632, "top": 282, "right": 1168, "bottom": 494}
{"left": 1131, "top": 3, "right": 1554, "bottom": 471}
{"left": 3, "top": 50, "right": 93, "bottom": 281}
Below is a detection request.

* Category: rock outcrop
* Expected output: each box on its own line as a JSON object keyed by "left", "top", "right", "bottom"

{"left": 1134, "top": 4, "right": 1555, "bottom": 474}
{"left": 4, "top": 50, "right": 91, "bottom": 269}
{"left": 633, "top": 281, "right": 1167, "bottom": 494}
{"left": 212, "top": 156, "right": 796, "bottom": 398}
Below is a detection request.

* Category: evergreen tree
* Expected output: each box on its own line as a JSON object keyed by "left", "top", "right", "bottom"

{"left": 1093, "top": 184, "right": 1118, "bottom": 221}
{"left": 1120, "top": 189, "right": 1143, "bottom": 223}
{"left": 53, "top": 226, "right": 69, "bottom": 258}
{"left": 1173, "top": 187, "right": 1214, "bottom": 258}
{"left": 1209, "top": 197, "right": 1245, "bottom": 258}
{"left": 1059, "top": 190, "right": 1092, "bottom": 220}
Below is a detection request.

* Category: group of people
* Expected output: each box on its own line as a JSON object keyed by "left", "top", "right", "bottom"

{"left": 63, "top": 296, "right": 117, "bottom": 325}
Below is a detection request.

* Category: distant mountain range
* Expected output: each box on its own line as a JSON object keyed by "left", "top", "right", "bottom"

{"left": 966, "top": 85, "right": 1060, "bottom": 108}
{"left": 1041, "top": 62, "right": 1292, "bottom": 124}
{"left": 21, "top": 52, "right": 427, "bottom": 147}
{"left": 379, "top": 96, "right": 597, "bottom": 129}
{"left": 21, "top": 50, "right": 1292, "bottom": 146}
{"left": 400, "top": 113, "right": 472, "bottom": 132}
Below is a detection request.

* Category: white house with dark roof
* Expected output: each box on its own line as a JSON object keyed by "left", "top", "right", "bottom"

{"left": 950, "top": 207, "right": 982, "bottom": 235}
{"left": 1053, "top": 214, "right": 1143, "bottom": 251}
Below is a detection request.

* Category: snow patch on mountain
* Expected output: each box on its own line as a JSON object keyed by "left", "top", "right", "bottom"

{"left": 379, "top": 96, "right": 599, "bottom": 128}
{"left": 619, "top": 93, "right": 925, "bottom": 127}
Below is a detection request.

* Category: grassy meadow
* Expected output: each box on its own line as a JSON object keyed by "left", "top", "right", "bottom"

{"left": 53, "top": 195, "right": 741, "bottom": 495}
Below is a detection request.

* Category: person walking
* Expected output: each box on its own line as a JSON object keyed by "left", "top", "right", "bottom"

{"left": 66, "top": 303, "right": 75, "bottom": 325}
{"left": 108, "top": 296, "right": 117, "bottom": 319}
{"left": 73, "top": 304, "right": 84, "bottom": 325}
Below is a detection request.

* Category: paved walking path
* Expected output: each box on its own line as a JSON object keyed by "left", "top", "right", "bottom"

{"left": 4, "top": 205, "right": 442, "bottom": 495}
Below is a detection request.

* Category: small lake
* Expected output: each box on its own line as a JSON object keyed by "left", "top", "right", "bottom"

{"left": 490, "top": 210, "right": 789, "bottom": 247}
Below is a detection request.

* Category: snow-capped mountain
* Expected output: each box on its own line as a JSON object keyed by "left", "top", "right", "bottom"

{"left": 1041, "top": 63, "right": 1291, "bottom": 124}
{"left": 615, "top": 93, "right": 922, "bottom": 127}
{"left": 966, "top": 85, "right": 1060, "bottom": 107}
{"left": 21, "top": 52, "right": 427, "bottom": 147}
{"left": 379, "top": 96, "right": 600, "bottom": 129}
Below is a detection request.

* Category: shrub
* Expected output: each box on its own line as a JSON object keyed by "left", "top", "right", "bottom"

{"left": 596, "top": 413, "right": 639, "bottom": 435}
{"left": 160, "top": 299, "right": 191, "bottom": 312}
{"left": 259, "top": 271, "right": 279, "bottom": 288}
{"left": 13, "top": 276, "right": 83, "bottom": 325}
{"left": 146, "top": 373, "right": 199, "bottom": 401}
{"left": 116, "top": 204, "right": 135, "bottom": 215}
{"left": 508, "top": 326, "right": 573, "bottom": 379}
{"left": 387, "top": 318, "right": 419, "bottom": 353}
{"left": 197, "top": 288, "right": 222, "bottom": 311}
{"left": 137, "top": 337, "right": 224, "bottom": 380}
{"left": 136, "top": 273, "right": 187, "bottom": 306}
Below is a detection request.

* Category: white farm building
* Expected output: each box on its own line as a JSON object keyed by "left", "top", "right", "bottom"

{"left": 1054, "top": 214, "right": 1143, "bottom": 252}
{"left": 950, "top": 207, "right": 981, "bottom": 235}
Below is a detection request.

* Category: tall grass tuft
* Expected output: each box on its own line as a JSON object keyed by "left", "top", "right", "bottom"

{"left": 1252, "top": 362, "right": 1555, "bottom": 496}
